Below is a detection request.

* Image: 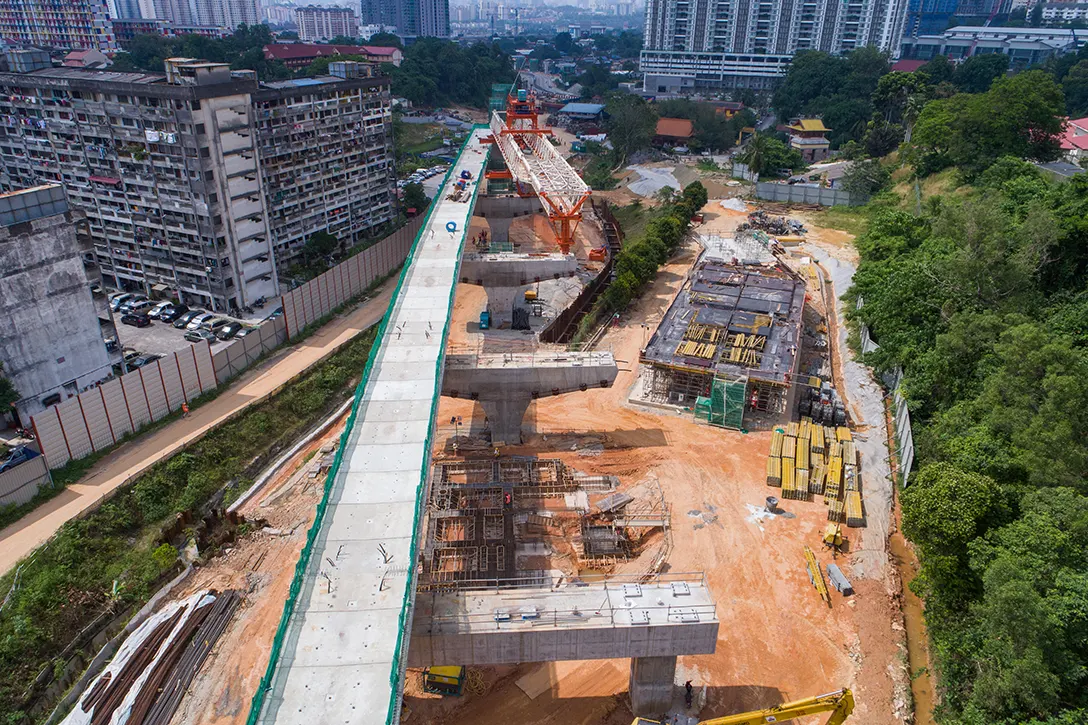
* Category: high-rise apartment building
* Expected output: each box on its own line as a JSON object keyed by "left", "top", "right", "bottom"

{"left": 146, "top": 0, "right": 260, "bottom": 30}
{"left": 360, "top": 0, "right": 449, "bottom": 38}
{"left": 0, "top": 58, "right": 396, "bottom": 313}
{"left": 0, "top": 0, "right": 118, "bottom": 53}
{"left": 295, "top": 5, "right": 359, "bottom": 41}
{"left": 640, "top": 0, "right": 908, "bottom": 92}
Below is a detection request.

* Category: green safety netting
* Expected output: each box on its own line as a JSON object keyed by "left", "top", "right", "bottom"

{"left": 488, "top": 240, "right": 514, "bottom": 253}
{"left": 489, "top": 83, "right": 513, "bottom": 113}
{"left": 246, "top": 126, "right": 490, "bottom": 725}
{"left": 708, "top": 378, "right": 746, "bottom": 429}
{"left": 694, "top": 396, "right": 712, "bottom": 421}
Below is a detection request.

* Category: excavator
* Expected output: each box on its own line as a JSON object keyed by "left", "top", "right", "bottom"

{"left": 632, "top": 688, "right": 854, "bottom": 725}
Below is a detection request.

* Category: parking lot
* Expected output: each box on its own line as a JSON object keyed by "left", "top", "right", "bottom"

{"left": 114, "top": 314, "right": 233, "bottom": 358}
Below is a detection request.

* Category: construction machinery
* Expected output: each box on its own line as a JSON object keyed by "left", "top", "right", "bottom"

{"left": 422, "top": 665, "right": 465, "bottom": 696}
{"left": 632, "top": 687, "right": 854, "bottom": 725}
{"left": 822, "top": 522, "right": 845, "bottom": 555}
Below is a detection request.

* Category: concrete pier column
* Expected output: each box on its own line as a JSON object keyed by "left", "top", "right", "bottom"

{"left": 479, "top": 397, "right": 533, "bottom": 445}
{"left": 629, "top": 655, "right": 677, "bottom": 716}
{"left": 487, "top": 216, "right": 514, "bottom": 245}
{"left": 485, "top": 286, "right": 520, "bottom": 329}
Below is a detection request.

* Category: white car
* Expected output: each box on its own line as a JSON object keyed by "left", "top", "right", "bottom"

{"left": 147, "top": 301, "right": 173, "bottom": 319}
{"left": 186, "top": 312, "right": 215, "bottom": 330}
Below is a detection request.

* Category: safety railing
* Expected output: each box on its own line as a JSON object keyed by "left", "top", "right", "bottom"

{"left": 246, "top": 125, "right": 492, "bottom": 725}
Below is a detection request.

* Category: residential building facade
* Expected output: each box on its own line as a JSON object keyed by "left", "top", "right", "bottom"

{"left": 899, "top": 25, "right": 1083, "bottom": 66}
{"left": 786, "top": 118, "right": 831, "bottom": 162}
{"left": 902, "top": 0, "right": 960, "bottom": 38}
{"left": 0, "top": 58, "right": 396, "bottom": 313}
{"left": 0, "top": 0, "right": 118, "bottom": 53}
{"left": 360, "top": 0, "right": 449, "bottom": 38}
{"left": 295, "top": 5, "right": 359, "bottom": 41}
{"left": 263, "top": 43, "right": 403, "bottom": 70}
{"left": 147, "top": 0, "right": 260, "bottom": 30}
{"left": 1042, "top": 2, "right": 1088, "bottom": 22}
{"left": 640, "top": 0, "right": 909, "bottom": 92}
{"left": 0, "top": 185, "right": 119, "bottom": 422}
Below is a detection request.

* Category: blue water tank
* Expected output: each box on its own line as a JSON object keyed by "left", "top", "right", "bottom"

{"left": 518, "top": 89, "right": 527, "bottom": 102}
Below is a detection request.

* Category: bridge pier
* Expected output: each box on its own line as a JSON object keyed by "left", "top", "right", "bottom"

{"left": 474, "top": 194, "right": 543, "bottom": 246}
{"left": 460, "top": 253, "right": 577, "bottom": 329}
{"left": 630, "top": 655, "right": 678, "bottom": 715}
{"left": 443, "top": 350, "right": 618, "bottom": 444}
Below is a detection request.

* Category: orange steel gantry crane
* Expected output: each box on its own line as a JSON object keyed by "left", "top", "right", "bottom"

{"left": 486, "top": 87, "right": 591, "bottom": 254}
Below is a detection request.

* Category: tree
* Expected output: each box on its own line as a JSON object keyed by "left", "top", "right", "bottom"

{"left": 737, "top": 134, "right": 802, "bottom": 176}
{"left": 605, "top": 94, "right": 657, "bottom": 164}
{"left": 553, "top": 32, "right": 574, "bottom": 54}
{"left": 862, "top": 114, "right": 904, "bottom": 157}
{"left": 368, "top": 32, "right": 402, "bottom": 48}
{"left": 402, "top": 182, "right": 428, "bottom": 211}
{"left": 841, "top": 159, "right": 890, "bottom": 197}
{"left": 577, "top": 65, "right": 617, "bottom": 99}
{"left": 1063, "top": 60, "right": 1088, "bottom": 116}
{"left": 872, "top": 70, "right": 931, "bottom": 141}
{"left": 328, "top": 35, "right": 358, "bottom": 45}
{"left": 920, "top": 55, "right": 956, "bottom": 85}
{"left": 303, "top": 230, "right": 338, "bottom": 263}
{"left": 953, "top": 53, "right": 1010, "bottom": 93}
{"left": 593, "top": 34, "right": 614, "bottom": 53}
{"left": 0, "top": 363, "right": 18, "bottom": 411}
{"left": 1030, "top": 2, "right": 1044, "bottom": 26}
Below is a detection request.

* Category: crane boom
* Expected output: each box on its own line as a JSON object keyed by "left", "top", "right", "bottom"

{"left": 632, "top": 688, "right": 854, "bottom": 725}
{"left": 487, "top": 88, "right": 590, "bottom": 254}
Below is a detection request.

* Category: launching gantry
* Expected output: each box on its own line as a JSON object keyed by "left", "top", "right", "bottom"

{"left": 486, "top": 88, "right": 591, "bottom": 254}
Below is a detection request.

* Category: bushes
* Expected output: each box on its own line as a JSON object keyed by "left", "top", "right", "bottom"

{"left": 0, "top": 329, "right": 378, "bottom": 721}
{"left": 575, "top": 182, "right": 706, "bottom": 342}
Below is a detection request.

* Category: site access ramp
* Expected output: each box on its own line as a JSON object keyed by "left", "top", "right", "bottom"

{"left": 249, "top": 127, "right": 492, "bottom": 725}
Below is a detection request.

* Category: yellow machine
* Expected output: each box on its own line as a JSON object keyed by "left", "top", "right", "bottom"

{"left": 822, "top": 523, "right": 845, "bottom": 553}
{"left": 422, "top": 666, "right": 465, "bottom": 696}
{"left": 632, "top": 688, "right": 854, "bottom": 725}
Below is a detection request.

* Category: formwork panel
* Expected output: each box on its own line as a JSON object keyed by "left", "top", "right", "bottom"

{"left": 159, "top": 355, "right": 185, "bottom": 409}
{"left": 100, "top": 378, "right": 132, "bottom": 438}
{"left": 32, "top": 408, "right": 70, "bottom": 468}
{"left": 79, "top": 389, "right": 114, "bottom": 451}
{"left": 56, "top": 397, "right": 93, "bottom": 460}
{"left": 141, "top": 364, "right": 170, "bottom": 421}
{"left": 122, "top": 372, "right": 152, "bottom": 429}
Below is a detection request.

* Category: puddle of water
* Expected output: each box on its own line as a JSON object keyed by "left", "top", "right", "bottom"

{"left": 890, "top": 526, "right": 936, "bottom": 725}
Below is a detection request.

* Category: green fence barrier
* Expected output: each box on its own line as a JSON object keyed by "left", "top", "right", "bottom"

{"left": 707, "top": 377, "right": 746, "bottom": 430}
{"left": 245, "top": 126, "right": 490, "bottom": 725}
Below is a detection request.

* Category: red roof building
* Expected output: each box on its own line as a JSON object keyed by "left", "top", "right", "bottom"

{"left": 890, "top": 59, "right": 927, "bottom": 73}
{"left": 263, "top": 43, "right": 403, "bottom": 69}
{"left": 655, "top": 117, "right": 695, "bottom": 142}
{"left": 1061, "top": 116, "right": 1088, "bottom": 162}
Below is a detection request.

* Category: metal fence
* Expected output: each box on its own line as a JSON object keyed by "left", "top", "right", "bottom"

{"left": 755, "top": 182, "right": 867, "bottom": 207}
{"left": 211, "top": 316, "right": 288, "bottom": 383}
{"left": 886, "top": 367, "right": 915, "bottom": 487}
{"left": 31, "top": 342, "right": 217, "bottom": 470}
{"left": 0, "top": 455, "right": 51, "bottom": 508}
{"left": 857, "top": 296, "right": 880, "bottom": 355}
{"left": 281, "top": 217, "right": 424, "bottom": 341}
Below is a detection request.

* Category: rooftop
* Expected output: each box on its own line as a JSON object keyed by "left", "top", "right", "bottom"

{"left": 890, "top": 59, "right": 927, "bottom": 72}
{"left": 788, "top": 118, "right": 830, "bottom": 133}
{"left": 641, "top": 261, "right": 805, "bottom": 386}
{"left": 557, "top": 101, "right": 605, "bottom": 115}
{"left": 263, "top": 43, "right": 399, "bottom": 61}
{"left": 655, "top": 117, "right": 694, "bottom": 139}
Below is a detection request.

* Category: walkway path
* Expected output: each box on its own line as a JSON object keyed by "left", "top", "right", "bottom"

{"left": 0, "top": 281, "right": 396, "bottom": 575}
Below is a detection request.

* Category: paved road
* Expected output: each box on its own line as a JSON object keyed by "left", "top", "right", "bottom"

{"left": 0, "top": 281, "right": 397, "bottom": 576}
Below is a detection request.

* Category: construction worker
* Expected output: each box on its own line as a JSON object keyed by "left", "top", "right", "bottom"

{"left": 685, "top": 680, "right": 693, "bottom": 708}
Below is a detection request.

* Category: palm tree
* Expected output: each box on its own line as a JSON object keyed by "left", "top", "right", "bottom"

{"left": 738, "top": 133, "right": 771, "bottom": 177}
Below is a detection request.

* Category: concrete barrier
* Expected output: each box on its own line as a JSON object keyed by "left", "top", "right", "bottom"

{"left": 0, "top": 455, "right": 51, "bottom": 508}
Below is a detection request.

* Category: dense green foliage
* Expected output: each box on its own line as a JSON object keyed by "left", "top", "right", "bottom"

{"left": 387, "top": 39, "right": 514, "bottom": 108}
{"left": 604, "top": 94, "right": 657, "bottom": 164}
{"left": 112, "top": 24, "right": 292, "bottom": 79}
{"left": 849, "top": 161, "right": 1088, "bottom": 723}
{"left": 736, "top": 133, "right": 803, "bottom": 176}
{"left": 0, "top": 330, "right": 378, "bottom": 722}
{"left": 654, "top": 99, "right": 757, "bottom": 152}
{"left": 574, "top": 183, "right": 707, "bottom": 342}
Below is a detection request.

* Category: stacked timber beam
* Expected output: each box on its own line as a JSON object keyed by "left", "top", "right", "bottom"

{"left": 766, "top": 418, "right": 866, "bottom": 526}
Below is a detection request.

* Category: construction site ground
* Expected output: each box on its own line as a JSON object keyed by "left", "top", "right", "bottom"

{"left": 0, "top": 279, "right": 396, "bottom": 576}
{"left": 160, "top": 198, "right": 908, "bottom": 725}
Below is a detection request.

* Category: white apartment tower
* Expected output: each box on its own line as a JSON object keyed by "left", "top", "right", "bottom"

{"left": 641, "top": 0, "right": 908, "bottom": 91}
{"left": 295, "top": 6, "right": 359, "bottom": 41}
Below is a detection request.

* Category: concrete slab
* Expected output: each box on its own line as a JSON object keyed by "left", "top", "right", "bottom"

{"left": 256, "top": 128, "right": 492, "bottom": 725}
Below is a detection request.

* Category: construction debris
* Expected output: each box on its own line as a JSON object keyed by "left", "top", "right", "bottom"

{"left": 737, "top": 211, "right": 806, "bottom": 236}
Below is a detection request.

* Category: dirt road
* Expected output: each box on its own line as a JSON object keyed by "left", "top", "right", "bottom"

{"left": 0, "top": 281, "right": 395, "bottom": 576}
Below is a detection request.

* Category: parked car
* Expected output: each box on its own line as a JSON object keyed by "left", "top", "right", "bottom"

{"left": 266, "top": 307, "right": 283, "bottom": 320}
{"left": 147, "top": 301, "right": 173, "bottom": 319}
{"left": 173, "top": 310, "right": 203, "bottom": 329}
{"left": 216, "top": 322, "right": 244, "bottom": 340}
{"left": 123, "top": 349, "right": 142, "bottom": 364}
{"left": 110, "top": 293, "right": 136, "bottom": 311}
{"left": 201, "top": 317, "right": 231, "bottom": 334}
{"left": 234, "top": 326, "right": 256, "bottom": 338}
{"left": 184, "top": 329, "right": 216, "bottom": 343}
{"left": 118, "top": 295, "right": 148, "bottom": 314}
{"left": 121, "top": 313, "right": 151, "bottom": 327}
{"left": 0, "top": 445, "right": 40, "bottom": 473}
{"left": 159, "top": 303, "right": 190, "bottom": 323}
{"left": 129, "top": 353, "right": 163, "bottom": 369}
{"left": 186, "top": 312, "right": 215, "bottom": 330}
{"left": 126, "top": 299, "right": 155, "bottom": 314}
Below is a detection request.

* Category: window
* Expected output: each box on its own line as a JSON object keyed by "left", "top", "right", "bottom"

{"left": 191, "top": 100, "right": 201, "bottom": 110}
{"left": 200, "top": 147, "right": 210, "bottom": 158}
{"left": 196, "top": 123, "right": 205, "bottom": 135}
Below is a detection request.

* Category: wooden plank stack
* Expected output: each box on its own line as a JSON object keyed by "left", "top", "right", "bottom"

{"left": 765, "top": 417, "right": 865, "bottom": 526}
